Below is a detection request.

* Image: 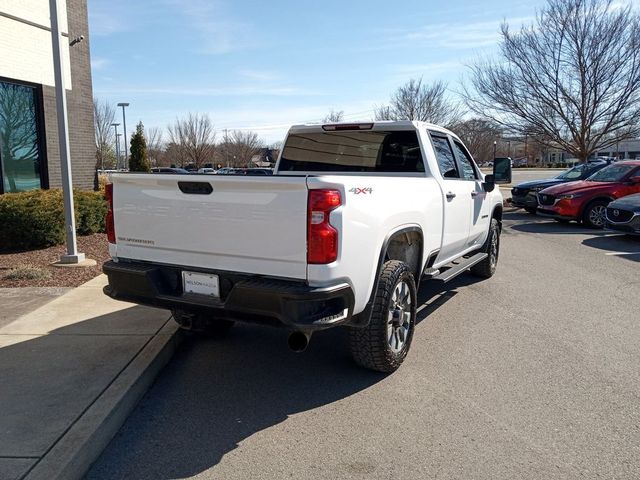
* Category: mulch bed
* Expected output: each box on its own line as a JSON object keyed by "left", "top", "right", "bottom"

{"left": 0, "top": 234, "right": 110, "bottom": 288}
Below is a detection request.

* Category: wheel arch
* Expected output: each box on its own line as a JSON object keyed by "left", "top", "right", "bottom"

{"left": 579, "top": 196, "right": 614, "bottom": 218}
{"left": 349, "top": 225, "right": 424, "bottom": 327}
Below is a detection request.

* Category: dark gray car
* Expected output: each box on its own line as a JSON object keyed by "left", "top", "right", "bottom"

{"left": 605, "top": 193, "right": 640, "bottom": 236}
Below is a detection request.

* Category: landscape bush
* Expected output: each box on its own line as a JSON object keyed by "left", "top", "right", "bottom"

{"left": 0, "top": 189, "right": 107, "bottom": 251}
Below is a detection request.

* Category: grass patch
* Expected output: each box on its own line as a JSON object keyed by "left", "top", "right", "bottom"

{"left": 4, "top": 264, "right": 52, "bottom": 281}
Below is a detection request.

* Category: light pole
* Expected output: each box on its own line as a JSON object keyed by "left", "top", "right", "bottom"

{"left": 493, "top": 141, "right": 497, "bottom": 160}
{"left": 111, "top": 123, "right": 120, "bottom": 169}
{"left": 117, "top": 102, "right": 129, "bottom": 169}
{"left": 116, "top": 133, "right": 122, "bottom": 169}
{"left": 49, "top": 0, "right": 86, "bottom": 264}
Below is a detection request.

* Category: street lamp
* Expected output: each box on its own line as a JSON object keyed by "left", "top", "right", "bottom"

{"left": 493, "top": 141, "right": 497, "bottom": 159}
{"left": 49, "top": 0, "right": 87, "bottom": 264}
{"left": 111, "top": 123, "right": 120, "bottom": 169}
{"left": 117, "top": 102, "right": 130, "bottom": 169}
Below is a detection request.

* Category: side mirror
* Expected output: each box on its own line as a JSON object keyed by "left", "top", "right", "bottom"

{"left": 483, "top": 174, "right": 496, "bottom": 192}
{"left": 629, "top": 176, "right": 640, "bottom": 184}
{"left": 493, "top": 157, "right": 512, "bottom": 184}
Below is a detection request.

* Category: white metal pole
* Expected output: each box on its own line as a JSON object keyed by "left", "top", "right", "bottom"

{"left": 121, "top": 105, "right": 128, "bottom": 169}
{"left": 49, "top": 0, "right": 85, "bottom": 263}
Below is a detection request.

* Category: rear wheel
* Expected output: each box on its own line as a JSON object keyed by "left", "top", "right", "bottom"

{"left": 470, "top": 218, "right": 500, "bottom": 278}
{"left": 349, "top": 260, "right": 416, "bottom": 373}
{"left": 171, "top": 309, "right": 235, "bottom": 338}
{"left": 582, "top": 200, "right": 609, "bottom": 229}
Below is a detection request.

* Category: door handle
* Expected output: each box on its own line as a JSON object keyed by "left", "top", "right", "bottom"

{"left": 446, "top": 192, "right": 456, "bottom": 200}
{"left": 471, "top": 191, "right": 480, "bottom": 198}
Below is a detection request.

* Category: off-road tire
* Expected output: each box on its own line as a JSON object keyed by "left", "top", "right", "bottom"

{"left": 349, "top": 260, "right": 417, "bottom": 373}
{"left": 582, "top": 200, "right": 609, "bottom": 229}
{"left": 470, "top": 218, "right": 500, "bottom": 278}
{"left": 171, "top": 309, "right": 235, "bottom": 338}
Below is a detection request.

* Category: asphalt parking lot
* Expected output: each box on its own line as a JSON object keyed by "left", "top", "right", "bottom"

{"left": 86, "top": 210, "right": 640, "bottom": 480}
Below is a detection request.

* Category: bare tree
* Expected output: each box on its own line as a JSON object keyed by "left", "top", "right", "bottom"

{"left": 323, "top": 109, "right": 344, "bottom": 123}
{"left": 144, "top": 126, "right": 163, "bottom": 167}
{"left": 375, "top": 78, "right": 461, "bottom": 127}
{"left": 167, "top": 113, "right": 216, "bottom": 168}
{"left": 465, "top": 0, "right": 640, "bottom": 163}
{"left": 454, "top": 118, "right": 504, "bottom": 162}
{"left": 93, "top": 98, "right": 116, "bottom": 170}
{"left": 226, "top": 130, "right": 264, "bottom": 167}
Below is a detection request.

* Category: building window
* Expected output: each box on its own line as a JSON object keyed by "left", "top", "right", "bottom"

{"left": 0, "top": 78, "right": 46, "bottom": 194}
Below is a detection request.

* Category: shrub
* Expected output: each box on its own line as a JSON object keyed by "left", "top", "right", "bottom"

{"left": 0, "top": 189, "right": 107, "bottom": 251}
{"left": 0, "top": 190, "right": 65, "bottom": 250}
{"left": 75, "top": 190, "right": 107, "bottom": 235}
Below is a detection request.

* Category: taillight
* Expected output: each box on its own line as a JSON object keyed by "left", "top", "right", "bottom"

{"left": 307, "top": 189, "right": 341, "bottom": 264}
{"left": 105, "top": 183, "right": 116, "bottom": 244}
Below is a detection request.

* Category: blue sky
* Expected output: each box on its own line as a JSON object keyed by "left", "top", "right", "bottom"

{"left": 88, "top": 0, "right": 548, "bottom": 144}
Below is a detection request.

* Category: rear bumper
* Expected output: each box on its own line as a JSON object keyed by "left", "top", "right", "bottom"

{"left": 103, "top": 260, "right": 355, "bottom": 332}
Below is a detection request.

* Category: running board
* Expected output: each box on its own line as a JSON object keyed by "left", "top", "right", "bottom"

{"left": 431, "top": 252, "right": 488, "bottom": 283}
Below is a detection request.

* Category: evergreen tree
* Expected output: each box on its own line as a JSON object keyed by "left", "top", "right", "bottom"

{"left": 129, "top": 122, "right": 151, "bottom": 172}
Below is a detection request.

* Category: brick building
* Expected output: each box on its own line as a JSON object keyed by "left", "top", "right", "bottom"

{"left": 0, "top": 0, "right": 95, "bottom": 194}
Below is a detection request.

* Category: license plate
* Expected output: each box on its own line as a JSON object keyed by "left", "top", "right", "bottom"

{"left": 182, "top": 271, "right": 220, "bottom": 297}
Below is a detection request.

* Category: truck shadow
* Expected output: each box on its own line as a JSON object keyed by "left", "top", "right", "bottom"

{"left": 87, "top": 278, "right": 467, "bottom": 479}
{"left": 505, "top": 210, "right": 610, "bottom": 236}
{"left": 582, "top": 234, "right": 640, "bottom": 263}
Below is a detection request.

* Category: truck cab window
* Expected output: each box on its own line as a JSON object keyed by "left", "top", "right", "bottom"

{"left": 430, "top": 135, "right": 459, "bottom": 179}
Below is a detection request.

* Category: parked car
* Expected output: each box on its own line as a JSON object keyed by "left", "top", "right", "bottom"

{"left": 605, "top": 193, "right": 640, "bottom": 236}
{"left": 511, "top": 161, "right": 611, "bottom": 214}
{"left": 536, "top": 160, "right": 640, "bottom": 228}
{"left": 215, "top": 167, "right": 237, "bottom": 175}
{"left": 197, "top": 167, "right": 216, "bottom": 174}
{"left": 245, "top": 168, "right": 273, "bottom": 175}
{"left": 103, "top": 121, "right": 510, "bottom": 372}
{"left": 150, "top": 167, "right": 190, "bottom": 174}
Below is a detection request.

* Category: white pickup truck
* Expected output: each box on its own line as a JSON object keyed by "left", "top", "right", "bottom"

{"left": 103, "top": 121, "right": 510, "bottom": 372}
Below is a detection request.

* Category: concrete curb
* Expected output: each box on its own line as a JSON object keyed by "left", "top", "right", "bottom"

{"left": 23, "top": 321, "right": 183, "bottom": 480}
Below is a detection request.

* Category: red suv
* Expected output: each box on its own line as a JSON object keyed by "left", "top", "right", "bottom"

{"left": 537, "top": 161, "right": 640, "bottom": 228}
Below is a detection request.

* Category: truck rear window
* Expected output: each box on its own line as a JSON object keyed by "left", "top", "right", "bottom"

{"left": 278, "top": 131, "right": 425, "bottom": 173}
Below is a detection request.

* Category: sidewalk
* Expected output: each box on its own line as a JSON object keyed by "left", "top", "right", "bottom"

{"left": 0, "top": 275, "right": 181, "bottom": 480}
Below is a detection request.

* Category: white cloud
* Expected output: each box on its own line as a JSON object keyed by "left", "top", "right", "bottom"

{"left": 88, "top": 7, "right": 130, "bottom": 36}
{"left": 238, "top": 69, "right": 282, "bottom": 82}
{"left": 94, "top": 85, "right": 325, "bottom": 97}
{"left": 385, "top": 16, "right": 534, "bottom": 50}
{"left": 91, "top": 57, "right": 110, "bottom": 71}
{"left": 164, "top": 0, "right": 255, "bottom": 55}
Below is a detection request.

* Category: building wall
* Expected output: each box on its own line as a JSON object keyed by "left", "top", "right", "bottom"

{"left": 0, "top": 0, "right": 95, "bottom": 191}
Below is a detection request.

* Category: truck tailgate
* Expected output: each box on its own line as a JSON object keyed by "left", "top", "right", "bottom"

{"left": 111, "top": 174, "right": 309, "bottom": 279}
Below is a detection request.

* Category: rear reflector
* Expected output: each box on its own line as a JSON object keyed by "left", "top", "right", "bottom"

{"left": 322, "top": 123, "right": 374, "bottom": 131}
{"left": 105, "top": 183, "right": 116, "bottom": 244}
{"left": 307, "top": 189, "right": 342, "bottom": 264}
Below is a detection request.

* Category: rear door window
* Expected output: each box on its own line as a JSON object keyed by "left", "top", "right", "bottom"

{"left": 430, "top": 134, "right": 459, "bottom": 179}
{"left": 452, "top": 140, "right": 478, "bottom": 180}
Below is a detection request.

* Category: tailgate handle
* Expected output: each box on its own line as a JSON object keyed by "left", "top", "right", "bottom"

{"left": 178, "top": 182, "right": 213, "bottom": 195}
